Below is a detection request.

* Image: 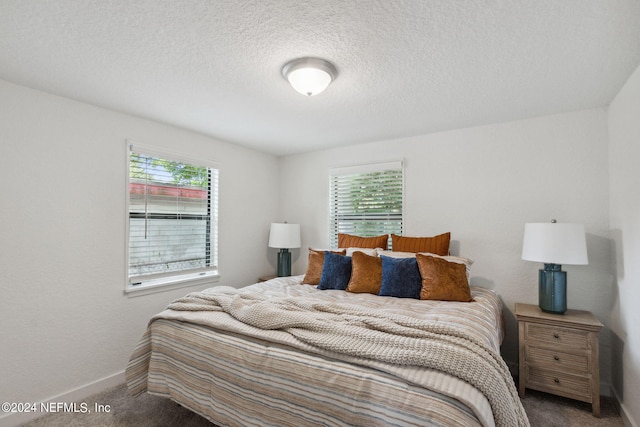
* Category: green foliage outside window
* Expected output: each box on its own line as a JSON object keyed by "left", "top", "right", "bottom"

{"left": 130, "top": 153, "right": 208, "bottom": 188}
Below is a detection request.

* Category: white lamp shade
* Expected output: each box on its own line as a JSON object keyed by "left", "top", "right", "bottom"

{"left": 522, "top": 223, "right": 588, "bottom": 265}
{"left": 268, "top": 223, "right": 301, "bottom": 249}
{"left": 287, "top": 67, "right": 332, "bottom": 96}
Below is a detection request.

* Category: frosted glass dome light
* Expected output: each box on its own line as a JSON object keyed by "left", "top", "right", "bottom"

{"left": 282, "top": 58, "right": 337, "bottom": 96}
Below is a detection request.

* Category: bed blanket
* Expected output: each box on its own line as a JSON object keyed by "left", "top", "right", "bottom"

{"left": 146, "top": 286, "right": 528, "bottom": 427}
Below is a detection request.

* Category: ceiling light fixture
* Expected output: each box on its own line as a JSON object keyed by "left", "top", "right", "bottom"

{"left": 281, "top": 57, "right": 337, "bottom": 96}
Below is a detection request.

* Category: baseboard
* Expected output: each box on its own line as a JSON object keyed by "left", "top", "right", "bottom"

{"left": 0, "top": 370, "right": 125, "bottom": 427}
{"left": 610, "top": 386, "right": 638, "bottom": 427}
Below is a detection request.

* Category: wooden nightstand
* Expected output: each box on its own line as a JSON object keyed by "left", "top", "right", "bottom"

{"left": 516, "top": 303, "right": 603, "bottom": 417}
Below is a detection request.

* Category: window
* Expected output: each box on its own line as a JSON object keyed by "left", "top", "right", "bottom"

{"left": 329, "top": 161, "right": 403, "bottom": 248}
{"left": 126, "top": 142, "right": 219, "bottom": 293}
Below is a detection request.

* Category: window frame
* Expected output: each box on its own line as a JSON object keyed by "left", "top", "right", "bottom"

{"left": 124, "top": 141, "right": 220, "bottom": 296}
{"left": 329, "top": 160, "right": 404, "bottom": 249}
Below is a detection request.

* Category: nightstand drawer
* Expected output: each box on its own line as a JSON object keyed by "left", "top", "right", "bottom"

{"left": 526, "top": 365, "right": 592, "bottom": 400}
{"left": 525, "top": 322, "right": 589, "bottom": 349}
{"left": 526, "top": 345, "right": 590, "bottom": 374}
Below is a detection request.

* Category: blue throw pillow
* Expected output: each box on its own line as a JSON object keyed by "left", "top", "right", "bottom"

{"left": 317, "top": 251, "right": 352, "bottom": 290}
{"left": 379, "top": 256, "right": 422, "bottom": 299}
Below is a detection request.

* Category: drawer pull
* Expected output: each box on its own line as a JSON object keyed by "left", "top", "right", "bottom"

{"left": 553, "top": 333, "right": 560, "bottom": 339}
{"left": 554, "top": 378, "right": 560, "bottom": 383}
{"left": 554, "top": 356, "right": 560, "bottom": 361}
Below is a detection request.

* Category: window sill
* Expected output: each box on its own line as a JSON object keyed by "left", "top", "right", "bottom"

{"left": 125, "top": 270, "right": 220, "bottom": 298}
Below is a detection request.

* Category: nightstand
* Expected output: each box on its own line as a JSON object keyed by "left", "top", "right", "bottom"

{"left": 516, "top": 303, "right": 603, "bottom": 417}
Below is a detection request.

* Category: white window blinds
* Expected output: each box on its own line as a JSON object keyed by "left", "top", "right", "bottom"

{"left": 127, "top": 143, "right": 219, "bottom": 285}
{"left": 329, "top": 161, "right": 403, "bottom": 248}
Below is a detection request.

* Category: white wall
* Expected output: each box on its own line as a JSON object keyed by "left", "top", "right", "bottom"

{"left": 608, "top": 62, "right": 640, "bottom": 427}
{"left": 0, "top": 79, "right": 280, "bottom": 425}
{"left": 0, "top": 74, "right": 631, "bottom": 425}
{"left": 279, "top": 109, "right": 613, "bottom": 383}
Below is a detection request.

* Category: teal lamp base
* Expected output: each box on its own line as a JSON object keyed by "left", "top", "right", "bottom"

{"left": 277, "top": 248, "right": 291, "bottom": 277}
{"left": 539, "top": 263, "right": 567, "bottom": 314}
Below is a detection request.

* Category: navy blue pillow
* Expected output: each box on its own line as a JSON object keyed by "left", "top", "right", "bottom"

{"left": 317, "top": 252, "right": 352, "bottom": 290}
{"left": 378, "top": 256, "right": 422, "bottom": 299}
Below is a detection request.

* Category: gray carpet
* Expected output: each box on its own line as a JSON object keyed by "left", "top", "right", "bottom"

{"left": 520, "top": 389, "right": 622, "bottom": 427}
{"left": 20, "top": 383, "right": 622, "bottom": 427}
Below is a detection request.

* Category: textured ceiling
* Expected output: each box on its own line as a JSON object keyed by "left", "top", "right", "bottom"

{"left": 1, "top": 1, "right": 639, "bottom": 156}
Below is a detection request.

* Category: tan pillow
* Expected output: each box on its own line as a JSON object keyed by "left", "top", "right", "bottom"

{"left": 416, "top": 253, "right": 472, "bottom": 302}
{"left": 302, "top": 248, "right": 346, "bottom": 285}
{"left": 338, "top": 233, "right": 388, "bottom": 250}
{"left": 391, "top": 232, "right": 450, "bottom": 255}
{"left": 346, "top": 251, "right": 382, "bottom": 294}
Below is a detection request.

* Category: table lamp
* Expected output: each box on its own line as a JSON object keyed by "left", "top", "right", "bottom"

{"left": 522, "top": 220, "right": 588, "bottom": 314}
{"left": 268, "top": 223, "right": 301, "bottom": 277}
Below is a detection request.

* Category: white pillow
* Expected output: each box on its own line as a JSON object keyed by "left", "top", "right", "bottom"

{"left": 375, "top": 249, "right": 416, "bottom": 258}
{"left": 345, "top": 247, "right": 380, "bottom": 257}
{"left": 376, "top": 249, "right": 474, "bottom": 281}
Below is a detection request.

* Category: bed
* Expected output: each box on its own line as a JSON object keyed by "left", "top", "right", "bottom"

{"left": 126, "top": 262, "right": 528, "bottom": 426}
